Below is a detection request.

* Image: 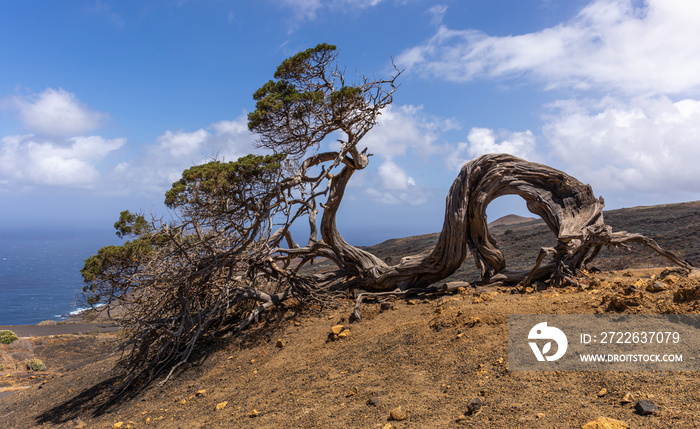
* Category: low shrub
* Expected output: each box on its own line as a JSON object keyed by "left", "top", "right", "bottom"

{"left": 0, "top": 330, "right": 19, "bottom": 344}
{"left": 26, "top": 358, "right": 47, "bottom": 371}
{"left": 38, "top": 320, "right": 57, "bottom": 326}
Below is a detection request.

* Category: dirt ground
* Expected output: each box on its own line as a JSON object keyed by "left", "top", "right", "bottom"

{"left": 1, "top": 267, "right": 700, "bottom": 428}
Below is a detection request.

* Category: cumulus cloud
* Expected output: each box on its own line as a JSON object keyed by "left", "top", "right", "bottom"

{"left": 366, "top": 160, "right": 430, "bottom": 205}
{"left": 352, "top": 104, "right": 457, "bottom": 205}
{"left": 110, "top": 116, "right": 258, "bottom": 194}
{"left": 8, "top": 88, "right": 108, "bottom": 136}
{"left": 0, "top": 134, "right": 125, "bottom": 188}
{"left": 447, "top": 128, "right": 539, "bottom": 171}
{"left": 398, "top": 0, "right": 700, "bottom": 94}
{"left": 544, "top": 96, "right": 700, "bottom": 193}
{"left": 362, "top": 104, "right": 456, "bottom": 159}
{"left": 397, "top": 0, "right": 700, "bottom": 204}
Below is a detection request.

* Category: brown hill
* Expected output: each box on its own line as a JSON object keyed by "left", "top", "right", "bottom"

{"left": 1, "top": 201, "right": 699, "bottom": 428}
{"left": 488, "top": 214, "right": 537, "bottom": 227}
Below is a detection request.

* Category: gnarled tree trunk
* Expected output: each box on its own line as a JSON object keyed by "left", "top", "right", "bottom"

{"left": 320, "top": 153, "right": 692, "bottom": 292}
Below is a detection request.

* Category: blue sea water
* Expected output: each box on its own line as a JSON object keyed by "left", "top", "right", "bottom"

{"left": 0, "top": 227, "right": 119, "bottom": 326}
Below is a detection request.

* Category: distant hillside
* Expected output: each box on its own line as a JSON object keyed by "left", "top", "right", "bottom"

{"left": 488, "top": 214, "right": 537, "bottom": 227}
{"left": 363, "top": 200, "right": 700, "bottom": 282}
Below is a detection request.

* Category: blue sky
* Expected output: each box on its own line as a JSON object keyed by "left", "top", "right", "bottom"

{"left": 2, "top": 0, "right": 699, "bottom": 245}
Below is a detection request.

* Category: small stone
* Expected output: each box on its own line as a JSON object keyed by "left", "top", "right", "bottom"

{"left": 276, "top": 338, "right": 285, "bottom": 348}
{"left": 179, "top": 399, "right": 187, "bottom": 405}
{"left": 466, "top": 397, "right": 482, "bottom": 416}
{"left": 249, "top": 409, "right": 259, "bottom": 418}
{"left": 112, "top": 423, "right": 123, "bottom": 429}
{"left": 215, "top": 401, "right": 228, "bottom": 411}
{"left": 382, "top": 424, "right": 393, "bottom": 429}
{"left": 294, "top": 321, "right": 301, "bottom": 326}
{"left": 634, "top": 400, "right": 660, "bottom": 415}
{"left": 407, "top": 299, "right": 417, "bottom": 305}
{"left": 646, "top": 281, "right": 667, "bottom": 292}
{"left": 620, "top": 392, "right": 635, "bottom": 404}
{"left": 468, "top": 317, "right": 481, "bottom": 327}
{"left": 330, "top": 325, "right": 344, "bottom": 335}
{"left": 623, "top": 271, "right": 632, "bottom": 277}
{"left": 389, "top": 406, "right": 407, "bottom": 421}
{"left": 663, "top": 275, "right": 680, "bottom": 285}
{"left": 581, "top": 416, "right": 630, "bottom": 429}
{"left": 597, "top": 388, "right": 608, "bottom": 397}
{"left": 195, "top": 389, "right": 207, "bottom": 397}
{"left": 337, "top": 329, "right": 351, "bottom": 338}
{"left": 367, "top": 397, "right": 382, "bottom": 406}
{"left": 536, "top": 412, "right": 545, "bottom": 418}
{"left": 380, "top": 302, "right": 393, "bottom": 311}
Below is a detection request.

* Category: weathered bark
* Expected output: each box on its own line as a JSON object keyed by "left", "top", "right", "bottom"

{"left": 324, "top": 153, "right": 692, "bottom": 292}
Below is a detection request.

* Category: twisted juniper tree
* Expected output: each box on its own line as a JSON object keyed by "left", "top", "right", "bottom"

{"left": 82, "top": 43, "right": 692, "bottom": 394}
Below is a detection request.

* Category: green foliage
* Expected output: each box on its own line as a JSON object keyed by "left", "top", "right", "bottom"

{"left": 25, "top": 358, "right": 47, "bottom": 371}
{"left": 114, "top": 210, "right": 152, "bottom": 238}
{"left": 80, "top": 235, "right": 166, "bottom": 308}
{"left": 273, "top": 43, "right": 337, "bottom": 80}
{"left": 0, "top": 330, "right": 18, "bottom": 344}
{"left": 247, "top": 43, "right": 373, "bottom": 156}
{"left": 164, "top": 153, "right": 285, "bottom": 209}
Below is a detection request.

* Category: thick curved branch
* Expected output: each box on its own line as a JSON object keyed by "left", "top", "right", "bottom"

{"left": 341, "top": 154, "right": 691, "bottom": 291}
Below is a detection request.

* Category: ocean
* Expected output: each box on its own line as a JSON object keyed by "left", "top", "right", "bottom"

{"left": 0, "top": 226, "right": 119, "bottom": 326}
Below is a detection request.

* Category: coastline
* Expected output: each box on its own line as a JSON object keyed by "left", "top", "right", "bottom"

{"left": 0, "top": 303, "right": 121, "bottom": 337}
{"left": 0, "top": 323, "right": 121, "bottom": 337}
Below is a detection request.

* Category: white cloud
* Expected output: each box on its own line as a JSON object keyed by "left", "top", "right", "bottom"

{"left": 0, "top": 134, "right": 125, "bottom": 188}
{"left": 9, "top": 88, "right": 108, "bottom": 136}
{"left": 427, "top": 4, "right": 447, "bottom": 26}
{"left": 366, "top": 160, "right": 429, "bottom": 205}
{"left": 398, "top": 0, "right": 700, "bottom": 94}
{"left": 110, "top": 116, "right": 259, "bottom": 195}
{"left": 276, "top": 0, "right": 384, "bottom": 21}
{"left": 0, "top": 108, "right": 259, "bottom": 195}
{"left": 378, "top": 160, "right": 415, "bottom": 190}
{"left": 362, "top": 104, "right": 456, "bottom": 160}
{"left": 351, "top": 104, "right": 456, "bottom": 205}
{"left": 544, "top": 95, "right": 700, "bottom": 193}
{"left": 157, "top": 129, "right": 211, "bottom": 158}
{"left": 277, "top": 0, "right": 323, "bottom": 20}
{"left": 447, "top": 128, "right": 539, "bottom": 171}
